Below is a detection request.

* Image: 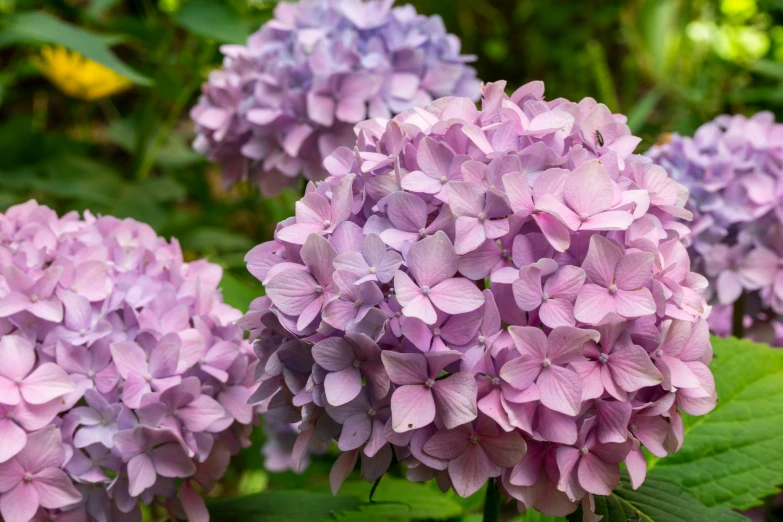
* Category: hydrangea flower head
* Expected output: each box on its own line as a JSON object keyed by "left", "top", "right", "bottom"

{"left": 190, "top": 0, "right": 480, "bottom": 195}
{"left": 647, "top": 113, "right": 783, "bottom": 345}
{"left": 0, "top": 201, "right": 258, "bottom": 522}
{"left": 242, "top": 80, "right": 717, "bottom": 518}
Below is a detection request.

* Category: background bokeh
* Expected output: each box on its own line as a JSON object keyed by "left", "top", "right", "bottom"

{"left": 2, "top": 0, "right": 783, "bottom": 519}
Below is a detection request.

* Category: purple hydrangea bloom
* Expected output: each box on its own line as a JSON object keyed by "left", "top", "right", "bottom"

{"left": 190, "top": 0, "right": 480, "bottom": 196}
{"left": 0, "top": 201, "right": 259, "bottom": 522}
{"left": 240, "top": 80, "right": 717, "bottom": 519}
{"left": 647, "top": 113, "right": 783, "bottom": 345}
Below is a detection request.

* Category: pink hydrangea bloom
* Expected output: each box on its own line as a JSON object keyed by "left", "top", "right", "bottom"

{"left": 241, "top": 80, "right": 716, "bottom": 519}
{"left": 647, "top": 113, "right": 783, "bottom": 344}
{"left": 190, "top": 0, "right": 480, "bottom": 196}
{"left": 0, "top": 201, "right": 259, "bottom": 522}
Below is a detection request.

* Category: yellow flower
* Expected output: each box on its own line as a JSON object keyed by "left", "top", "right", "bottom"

{"left": 32, "top": 46, "right": 132, "bottom": 101}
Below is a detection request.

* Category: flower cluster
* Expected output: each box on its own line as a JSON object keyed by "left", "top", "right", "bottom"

{"left": 242, "top": 80, "right": 717, "bottom": 517}
{"left": 647, "top": 113, "right": 783, "bottom": 345}
{"left": 0, "top": 201, "right": 258, "bottom": 522}
{"left": 190, "top": 0, "right": 480, "bottom": 196}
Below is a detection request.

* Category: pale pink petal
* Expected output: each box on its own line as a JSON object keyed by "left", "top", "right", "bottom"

{"left": 0, "top": 420, "right": 26, "bottom": 464}
{"left": 1, "top": 482, "right": 39, "bottom": 522}
{"left": 547, "top": 326, "right": 599, "bottom": 365}
{"left": 539, "top": 298, "right": 576, "bottom": 328}
{"left": 596, "top": 400, "right": 632, "bottom": 444}
{"left": 564, "top": 160, "right": 613, "bottom": 215}
{"left": 324, "top": 367, "right": 363, "bottom": 407}
{"left": 381, "top": 351, "right": 428, "bottom": 385}
{"left": 499, "top": 357, "right": 541, "bottom": 390}
{"left": 580, "top": 210, "right": 634, "bottom": 231}
{"left": 454, "top": 217, "right": 486, "bottom": 255}
{"left": 431, "top": 372, "right": 478, "bottom": 429}
{"left": 481, "top": 430, "right": 526, "bottom": 467}
{"left": 615, "top": 252, "right": 654, "bottom": 290}
{"left": 535, "top": 406, "right": 578, "bottom": 445}
{"left": 537, "top": 366, "right": 582, "bottom": 416}
{"left": 614, "top": 288, "right": 656, "bottom": 318}
{"left": 577, "top": 453, "right": 619, "bottom": 496}
{"left": 507, "top": 326, "right": 548, "bottom": 360}
{"left": 512, "top": 267, "right": 543, "bottom": 311}
{"left": 338, "top": 414, "right": 372, "bottom": 451}
{"left": 429, "top": 278, "right": 485, "bottom": 314}
{"left": 127, "top": 453, "right": 157, "bottom": 496}
{"left": 20, "top": 363, "right": 75, "bottom": 405}
{"left": 449, "top": 444, "right": 493, "bottom": 497}
{"left": 406, "top": 232, "right": 458, "bottom": 287}
{"left": 265, "top": 269, "right": 318, "bottom": 315}
{"left": 329, "top": 449, "right": 358, "bottom": 495}
{"left": 625, "top": 449, "right": 647, "bottom": 490}
{"left": 32, "top": 468, "right": 81, "bottom": 509}
{"left": 422, "top": 426, "right": 471, "bottom": 460}
{"left": 400, "top": 171, "right": 443, "bottom": 194}
{"left": 532, "top": 213, "right": 570, "bottom": 252}
{"left": 0, "top": 336, "right": 35, "bottom": 380}
{"left": 574, "top": 284, "right": 617, "bottom": 324}
{"left": 608, "top": 344, "right": 663, "bottom": 392}
{"left": 311, "top": 338, "right": 354, "bottom": 371}
{"left": 582, "top": 235, "right": 623, "bottom": 287}
{"left": 390, "top": 385, "right": 436, "bottom": 432}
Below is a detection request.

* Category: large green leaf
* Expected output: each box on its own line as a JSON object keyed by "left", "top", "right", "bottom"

{"left": 172, "top": 0, "right": 249, "bottom": 44}
{"left": 209, "top": 478, "right": 465, "bottom": 522}
{"left": 587, "top": 475, "right": 747, "bottom": 522}
{"left": 647, "top": 336, "right": 783, "bottom": 511}
{"left": 218, "top": 272, "right": 260, "bottom": 311}
{"left": 334, "top": 477, "right": 464, "bottom": 521}
{"left": 208, "top": 490, "right": 363, "bottom": 522}
{"left": 0, "top": 11, "right": 150, "bottom": 85}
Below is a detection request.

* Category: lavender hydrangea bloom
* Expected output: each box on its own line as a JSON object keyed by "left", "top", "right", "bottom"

{"left": 647, "top": 113, "right": 783, "bottom": 345}
{"left": 0, "top": 201, "right": 259, "bottom": 522}
{"left": 190, "top": 0, "right": 480, "bottom": 196}
{"left": 241, "top": 80, "right": 717, "bottom": 519}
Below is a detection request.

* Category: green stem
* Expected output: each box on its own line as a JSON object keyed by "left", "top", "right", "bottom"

{"left": 732, "top": 292, "right": 745, "bottom": 338}
{"left": 483, "top": 478, "right": 501, "bottom": 522}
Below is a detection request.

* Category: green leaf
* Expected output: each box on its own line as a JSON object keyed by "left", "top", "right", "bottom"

{"left": 626, "top": 88, "right": 663, "bottom": 133}
{"left": 333, "top": 477, "right": 464, "bottom": 521}
{"left": 208, "top": 490, "right": 364, "bottom": 522}
{"left": 105, "top": 119, "right": 202, "bottom": 168}
{"left": 183, "top": 227, "right": 256, "bottom": 253}
{"left": 218, "top": 272, "right": 259, "bottom": 311}
{"left": 647, "top": 336, "right": 783, "bottom": 511}
{"left": 137, "top": 177, "right": 187, "bottom": 203}
{"left": 591, "top": 475, "right": 747, "bottom": 522}
{"left": 511, "top": 510, "right": 566, "bottom": 521}
{"left": 172, "top": 0, "right": 249, "bottom": 44}
{"left": 749, "top": 59, "right": 783, "bottom": 81}
{"left": 0, "top": 11, "right": 150, "bottom": 85}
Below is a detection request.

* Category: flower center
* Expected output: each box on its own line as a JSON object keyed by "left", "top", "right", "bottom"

{"left": 440, "top": 176, "right": 448, "bottom": 184}
{"left": 352, "top": 359, "right": 362, "bottom": 368}
{"left": 608, "top": 284, "right": 617, "bottom": 294}
{"left": 469, "top": 435, "right": 480, "bottom": 444}
{"left": 22, "top": 472, "right": 33, "bottom": 483}
{"left": 367, "top": 407, "right": 377, "bottom": 417}
{"left": 418, "top": 228, "right": 427, "bottom": 237}
{"left": 579, "top": 212, "right": 589, "bottom": 222}
{"left": 145, "top": 373, "right": 154, "bottom": 382}
{"left": 478, "top": 335, "right": 486, "bottom": 346}
{"left": 598, "top": 353, "right": 609, "bottom": 364}
{"left": 491, "top": 377, "right": 500, "bottom": 386}
{"left": 542, "top": 358, "right": 551, "bottom": 368}
{"left": 29, "top": 294, "right": 38, "bottom": 303}
{"left": 394, "top": 311, "right": 402, "bottom": 318}
{"left": 87, "top": 370, "right": 96, "bottom": 379}
{"left": 629, "top": 422, "right": 637, "bottom": 433}
{"left": 323, "top": 219, "right": 332, "bottom": 229}
{"left": 314, "top": 285, "right": 324, "bottom": 294}
{"left": 425, "top": 378, "right": 435, "bottom": 388}
{"left": 655, "top": 349, "right": 664, "bottom": 358}
{"left": 478, "top": 212, "right": 487, "bottom": 222}
{"left": 488, "top": 184, "right": 496, "bottom": 190}
{"left": 354, "top": 299, "right": 363, "bottom": 308}
{"left": 433, "top": 328, "right": 441, "bottom": 337}
{"left": 368, "top": 266, "right": 377, "bottom": 274}
{"left": 541, "top": 293, "right": 550, "bottom": 301}
{"left": 421, "top": 285, "right": 430, "bottom": 295}
{"left": 580, "top": 446, "right": 589, "bottom": 456}
{"left": 501, "top": 248, "right": 511, "bottom": 259}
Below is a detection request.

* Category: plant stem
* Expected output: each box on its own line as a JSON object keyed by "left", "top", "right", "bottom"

{"left": 483, "top": 477, "right": 500, "bottom": 522}
{"left": 732, "top": 292, "right": 745, "bottom": 338}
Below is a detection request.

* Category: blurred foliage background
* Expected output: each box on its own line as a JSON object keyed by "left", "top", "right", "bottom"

{"left": 3, "top": 0, "right": 783, "bottom": 518}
